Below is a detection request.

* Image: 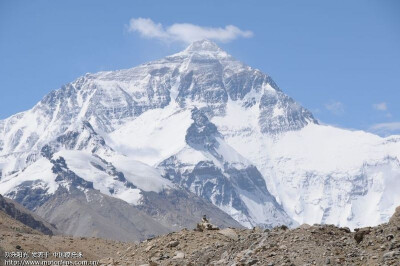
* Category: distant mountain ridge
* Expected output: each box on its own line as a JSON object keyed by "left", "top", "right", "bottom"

{"left": 0, "top": 40, "right": 399, "bottom": 240}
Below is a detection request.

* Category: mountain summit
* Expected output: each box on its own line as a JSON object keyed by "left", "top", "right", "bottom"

{"left": 184, "top": 39, "right": 226, "bottom": 53}
{"left": 0, "top": 41, "right": 399, "bottom": 240}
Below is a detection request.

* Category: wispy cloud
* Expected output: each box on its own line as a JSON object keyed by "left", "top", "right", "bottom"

{"left": 127, "top": 18, "right": 253, "bottom": 44}
{"left": 369, "top": 122, "right": 400, "bottom": 136}
{"left": 324, "top": 101, "right": 344, "bottom": 115}
{"left": 372, "top": 102, "right": 387, "bottom": 111}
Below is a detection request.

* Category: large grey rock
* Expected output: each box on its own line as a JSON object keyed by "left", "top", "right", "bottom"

{"left": 218, "top": 228, "right": 238, "bottom": 241}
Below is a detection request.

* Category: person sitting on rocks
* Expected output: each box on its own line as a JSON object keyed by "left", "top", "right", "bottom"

{"left": 195, "top": 215, "right": 219, "bottom": 231}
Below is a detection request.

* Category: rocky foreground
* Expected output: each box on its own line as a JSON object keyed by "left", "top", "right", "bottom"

{"left": 105, "top": 209, "right": 400, "bottom": 266}
{"left": 1, "top": 207, "right": 400, "bottom": 266}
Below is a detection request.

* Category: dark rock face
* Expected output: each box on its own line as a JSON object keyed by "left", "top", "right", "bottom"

{"left": 185, "top": 108, "right": 220, "bottom": 151}
{"left": 6, "top": 180, "right": 51, "bottom": 211}
{"left": 161, "top": 159, "right": 249, "bottom": 217}
{"left": 225, "top": 70, "right": 265, "bottom": 101}
{"left": 258, "top": 90, "right": 317, "bottom": 134}
{"left": 389, "top": 206, "right": 400, "bottom": 224}
{"left": 354, "top": 228, "right": 371, "bottom": 244}
{"left": 91, "top": 155, "right": 136, "bottom": 190}
{"left": 0, "top": 194, "right": 55, "bottom": 235}
{"left": 225, "top": 166, "right": 269, "bottom": 194}
{"left": 51, "top": 156, "right": 94, "bottom": 190}
{"left": 40, "top": 144, "right": 55, "bottom": 159}
{"left": 176, "top": 57, "right": 228, "bottom": 109}
{"left": 41, "top": 121, "right": 112, "bottom": 160}
{"left": 6, "top": 157, "right": 95, "bottom": 211}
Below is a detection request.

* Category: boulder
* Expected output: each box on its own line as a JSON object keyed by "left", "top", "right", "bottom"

{"left": 167, "top": 240, "right": 179, "bottom": 248}
{"left": 218, "top": 228, "right": 238, "bottom": 241}
{"left": 389, "top": 206, "right": 400, "bottom": 225}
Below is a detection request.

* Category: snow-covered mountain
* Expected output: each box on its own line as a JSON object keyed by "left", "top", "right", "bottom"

{"left": 0, "top": 40, "right": 399, "bottom": 235}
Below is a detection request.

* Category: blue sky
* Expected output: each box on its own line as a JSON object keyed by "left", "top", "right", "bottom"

{"left": 0, "top": 0, "right": 399, "bottom": 135}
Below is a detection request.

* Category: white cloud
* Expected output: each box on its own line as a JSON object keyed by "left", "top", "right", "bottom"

{"left": 324, "top": 101, "right": 344, "bottom": 115}
{"left": 128, "top": 18, "right": 253, "bottom": 44}
{"left": 369, "top": 122, "right": 400, "bottom": 136}
{"left": 372, "top": 102, "right": 387, "bottom": 111}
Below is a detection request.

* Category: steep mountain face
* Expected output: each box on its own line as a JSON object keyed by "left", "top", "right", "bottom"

{"left": 158, "top": 108, "right": 294, "bottom": 228}
{"left": 0, "top": 40, "right": 399, "bottom": 234}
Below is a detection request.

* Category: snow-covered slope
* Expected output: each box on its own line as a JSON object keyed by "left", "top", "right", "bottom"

{"left": 108, "top": 103, "right": 193, "bottom": 166}
{"left": 213, "top": 99, "right": 400, "bottom": 229}
{"left": 0, "top": 40, "right": 399, "bottom": 231}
